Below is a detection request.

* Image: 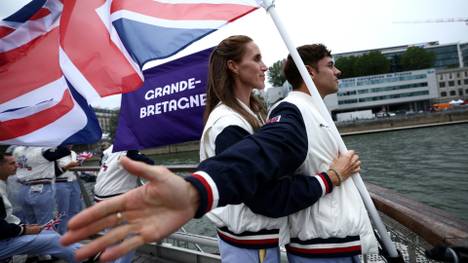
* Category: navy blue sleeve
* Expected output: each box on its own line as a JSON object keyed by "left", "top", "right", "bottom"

{"left": 42, "top": 146, "right": 71, "bottom": 161}
{"left": 186, "top": 102, "right": 309, "bottom": 218}
{"left": 0, "top": 197, "right": 6, "bottom": 219}
{"left": 214, "top": 125, "right": 334, "bottom": 217}
{"left": 0, "top": 218, "right": 23, "bottom": 240}
{"left": 1, "top": 197, "right": 23, "bottom": 240}
{"left": 245, "top": 172, "right": 334, "bottom": 218}
{"left": 215, "top": 126, "right": 250, "bottom": 155}
{"left": 126, "top": 151, "right": 155, "bottom": 165}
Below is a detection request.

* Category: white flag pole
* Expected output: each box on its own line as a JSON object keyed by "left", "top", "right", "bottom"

{"left": 255, "top": 0, "right": 399, "bottom": 258}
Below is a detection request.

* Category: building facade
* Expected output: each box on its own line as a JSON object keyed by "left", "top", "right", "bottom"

{"left": 435, "top": 67, "right": 468, "bottom": 103}
{"left": 329, "top": 69, "right": 438, "bottom": 115}
{"left": 93, "top": 108, "right": 119, "bottom": 138}
{"left": 326, "top": 42, "right": 467, "bottom": 117}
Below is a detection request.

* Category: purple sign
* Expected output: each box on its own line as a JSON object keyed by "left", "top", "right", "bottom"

{"left": 113, "top": 47, "right": 213, "bottom": 151}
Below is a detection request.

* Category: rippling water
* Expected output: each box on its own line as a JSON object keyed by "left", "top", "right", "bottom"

{"left": 343, "top": 123, "right": 468, "bottom": 221}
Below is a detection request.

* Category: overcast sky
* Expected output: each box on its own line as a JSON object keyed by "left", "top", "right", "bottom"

{"left": 2, "top": 0, "right": 468, "bottom": 109}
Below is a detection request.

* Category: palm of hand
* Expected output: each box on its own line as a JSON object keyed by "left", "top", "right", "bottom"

{"left": 121, "top": 173, "right": 196, "bottom": 243}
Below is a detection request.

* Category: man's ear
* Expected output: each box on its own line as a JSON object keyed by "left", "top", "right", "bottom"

{"left": 305, "top": 65, "right": 315, "bottom": 78}
{"left": 227, "top": 60, "right": 238, "bottom": 75}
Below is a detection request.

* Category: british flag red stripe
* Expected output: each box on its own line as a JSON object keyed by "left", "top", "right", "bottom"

{"left": 59, "top": 0, "right": 143, "bottom": 99}
{"left": 1, "top": 0, "right": 101, "bottom": 146}
{"left": 0, "top": 26, "right": 15, "bottom": 38}
{"left": 1, "top": 0, "right": 258, "bottom": 146}
{"left": 1, "top": 28, "right": 61, "bottom": 104}
{"left": 111, "top": 0, "right": 257, "bottom": 21}
{"left": 0, "top": 90, "right": 73, "bottom": 141}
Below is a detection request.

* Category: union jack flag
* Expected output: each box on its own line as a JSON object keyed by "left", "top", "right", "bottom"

{"left": 41, "top": 212, "right": 64, "bottom": 231}
{"left": 1, "top": 0, "right": 258, "bottom": 146}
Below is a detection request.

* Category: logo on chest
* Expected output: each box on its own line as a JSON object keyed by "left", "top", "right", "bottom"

{"left": 266, "top": 115, "right": 281, "bottom": 124}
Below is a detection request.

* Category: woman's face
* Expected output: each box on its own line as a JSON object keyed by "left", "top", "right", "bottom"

{"left": 231, "top": 41, "right": 267, "bottom": 90}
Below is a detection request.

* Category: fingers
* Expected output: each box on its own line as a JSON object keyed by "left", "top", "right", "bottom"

{"left": 120, "top": 157, "right": 171, "bottom": 182}
{"left": 99, "top": 235, "right": 145, "bottom": 262}
{"left": 61, "top": 211, "right": 120, "bottom": 246}
{"left": 73, "top": 223, "right": 139, "bottom": 261}
{"left": 353, "top": 160, "right": 361, "bottom": 173}
{"left": 61, "top": 195, "right": 126, "bottom": 245}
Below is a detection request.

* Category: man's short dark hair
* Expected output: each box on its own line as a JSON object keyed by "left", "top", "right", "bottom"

{"left": 0, "top": 152, "right": 13, "bottom": 164}
{"left": 283, "top": 44, "right": 332, "bottom": 90}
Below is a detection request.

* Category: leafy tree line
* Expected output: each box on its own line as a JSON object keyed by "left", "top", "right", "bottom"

{"left": 268, "top": 59, "right": 286, "bottom": 87}
{"left": 333, "top": 47, "right": 435, "bottom": 79}
{"left": 267, "top": 47, "right": 435, "bottom": 86}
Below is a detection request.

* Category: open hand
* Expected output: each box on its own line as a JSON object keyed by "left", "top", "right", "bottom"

{"left": 60, "top": 157, "right": 199, "bottom": 262}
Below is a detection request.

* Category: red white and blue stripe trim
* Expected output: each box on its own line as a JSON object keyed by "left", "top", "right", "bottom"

{"left": 286, "top": 236, "right": 362, "bottom": 258}
{"left": 189, "top": 171, "right": 219, "bottom": 217}
{"left": 315, "top": 172, "right": 333, "bottom": 196}
{"left": 217, "top": 226, "right": 280, "bottom": 249}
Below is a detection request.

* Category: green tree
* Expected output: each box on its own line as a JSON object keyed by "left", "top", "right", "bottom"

{"left": 399, "top": 47, "right": 435, "bottom": 71}
{"left": 354, "top": 51, "right": 390, "bottom": 77}
{"left": 267, "top": 59, "right": 286, "bottom": 87}
{"left": 335, "top": 56, "right": 357, "bottom": 79}
{"left": 108, "top": 109, "right": 120, "bottom": 140}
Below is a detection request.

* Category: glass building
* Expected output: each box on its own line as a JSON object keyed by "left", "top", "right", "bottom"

{"left": 327, "top": 42, "right": 467, "bottom": 116}
{"left": 326, "top": 69, "right": 438, "bottom": 116}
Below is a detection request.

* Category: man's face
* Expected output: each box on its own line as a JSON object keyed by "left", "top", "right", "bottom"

{"left": 311, "top": 56, "right": 342, "bottom": 97}
{"left": 0, "top": 156, "right": 17, "bottom": 178}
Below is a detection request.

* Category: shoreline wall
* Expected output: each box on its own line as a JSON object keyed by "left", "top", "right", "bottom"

{"left": 337, "top": 108, "right": 468, "bottom": 134}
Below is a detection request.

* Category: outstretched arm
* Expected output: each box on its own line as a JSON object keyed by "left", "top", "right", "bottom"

{"left": 61, "top": 102, "right": 320, "bottom": 261}
{"left": 61, "top": 158, "right": 199, "bottom": 262}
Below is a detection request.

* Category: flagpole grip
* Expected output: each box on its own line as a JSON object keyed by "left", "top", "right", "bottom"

{"left": 259, "top": 1, "right": 399, "bottom": 258}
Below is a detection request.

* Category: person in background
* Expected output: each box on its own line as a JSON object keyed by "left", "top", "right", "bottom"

{"left": 1, "top": 151, "right": 81, "bottom": 262}
{"left": 12, "top": 146, "right": 71, "bottom": 225}
{"left": 93, "top": 144, "right": 154, "bottom": 263}
{"left": 55, "top": 145, "right": 82, "bottom": 234}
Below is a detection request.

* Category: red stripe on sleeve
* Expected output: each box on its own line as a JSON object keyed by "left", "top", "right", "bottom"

{"left": 191, "top": 173, "right": 213, "bottom": 213}
{"left": 318, "top": 173, "right": 330, "bottom": 193}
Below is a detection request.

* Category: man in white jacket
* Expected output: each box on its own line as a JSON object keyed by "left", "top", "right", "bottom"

{"left": 1, "top": 151, "right": 80, "bottom": 262}
{"left": 277, "top": 44, "right": 377, "bottom": 262}
{"left": 55, "top": 145, "right": 82, "bottom": 234}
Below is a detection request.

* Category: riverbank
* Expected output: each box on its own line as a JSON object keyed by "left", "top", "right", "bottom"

{"left": 337, "top": 108, "right": 468, "bottom": 135}
{"left": 142, "top": 108, "right": 468, "bottom": 155}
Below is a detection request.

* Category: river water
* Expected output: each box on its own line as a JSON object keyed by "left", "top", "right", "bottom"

{"left": 153, "top": 123, "right": 468, "bottom": 224}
